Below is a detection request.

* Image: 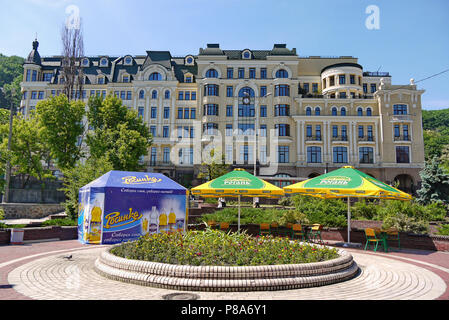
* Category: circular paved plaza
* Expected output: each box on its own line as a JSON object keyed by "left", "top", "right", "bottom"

{"left": 4, "top": 244, "right": 448, "bottom": 300}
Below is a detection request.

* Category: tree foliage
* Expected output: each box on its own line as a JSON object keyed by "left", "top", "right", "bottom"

{"left": 0, "top": 54, "right": 24, "bottom": 109}
{"left": 416, "top": 157, "right": 449, "bottom": 206}
{"left": 197, "top": 148, "right": 230, "bottom": 181}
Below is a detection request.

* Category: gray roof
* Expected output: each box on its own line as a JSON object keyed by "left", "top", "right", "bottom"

{"left": 25, "top": 39, "right": 41, "bottom": 65}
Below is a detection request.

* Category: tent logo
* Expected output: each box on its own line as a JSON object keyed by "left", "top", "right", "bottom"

{"left": 223, "top": 177, "right": 251, "bottom": 185}
{"left": 122, "top": 175, "right": 162, "bottom": 185}
{"left": 319, "top": 176, "right": 351, "bottom": 185}
{"left": 104, "top": 208, "right": 142, "bottom": 229}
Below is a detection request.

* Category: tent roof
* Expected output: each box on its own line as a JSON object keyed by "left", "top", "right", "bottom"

{"left": 80, "top": 171, "right": 187, "bottom": 191}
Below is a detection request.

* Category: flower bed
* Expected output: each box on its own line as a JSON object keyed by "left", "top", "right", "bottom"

{"left": 110, "top": 229, "right": 339, "bottom": 266}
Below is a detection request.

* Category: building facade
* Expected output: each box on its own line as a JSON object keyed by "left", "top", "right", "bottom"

{"left": 20, "top": 41, "right": 425, "bottom": 192}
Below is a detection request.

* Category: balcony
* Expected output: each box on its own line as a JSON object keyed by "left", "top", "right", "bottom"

{"left": 358, "top": 136, "right": 375, "bottom": 142}
{"left": 394, "top": 135, "right": 411, "bottom": 142}
{"left": 305, "top": 135, "right": 322, "bottom": 142}
{"left": 332, "top": 135, "right": 348, "bottom": 142}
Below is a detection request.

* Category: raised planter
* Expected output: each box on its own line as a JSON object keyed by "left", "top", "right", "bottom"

{"left": 94, "top": 245, "right": 359, "bottom": 292}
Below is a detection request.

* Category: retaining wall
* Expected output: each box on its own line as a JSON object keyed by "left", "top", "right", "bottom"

{"left": 0, "top": 203, "right": 64, "bottom": 219}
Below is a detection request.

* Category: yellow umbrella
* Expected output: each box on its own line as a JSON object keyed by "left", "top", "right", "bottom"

{"left": 283, "top": 166, "right": 412, "bottom": 245}
{"left": 191, "top": 168, "right": 285, "bottom": 231}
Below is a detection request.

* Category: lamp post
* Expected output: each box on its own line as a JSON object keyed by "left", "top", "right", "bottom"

{"left": 1, "top": 86, "right": 16, "bottom": 203}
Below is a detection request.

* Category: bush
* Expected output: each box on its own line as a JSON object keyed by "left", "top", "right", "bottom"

{"left": 41, "top": 218, "right": 77, "bottom": 227}
{"left": 352, "top": 199, "right": 380, "bottom": 220}
{"left": 436, "top": 224, "right": 449, "bottom": 236}
{"left": 111, "top": 229, "right": 339, "bottom": 266}
{"left": 201, "top": 207, "right": 280, "bottom": 225}
{"left": 382, "top": 212, "right": 429, "bottom": 234}
{"left": 278, "top": 197, "right": 293, "bottom": 207}
{"left": 291, "top": 195, "right": 347, "bottom": 227}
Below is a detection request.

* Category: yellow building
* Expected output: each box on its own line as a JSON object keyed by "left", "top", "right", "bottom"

{"left": 20, "top": 41, "right": 425, "bottom": 192}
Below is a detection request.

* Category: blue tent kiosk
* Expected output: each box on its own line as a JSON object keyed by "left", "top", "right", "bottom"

{"left": 78, "top": 171, "right": 188, "bottom": 244}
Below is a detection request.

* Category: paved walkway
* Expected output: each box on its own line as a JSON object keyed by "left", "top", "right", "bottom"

{"left": 1, "top": 240, "right": 448, "bottom": 300}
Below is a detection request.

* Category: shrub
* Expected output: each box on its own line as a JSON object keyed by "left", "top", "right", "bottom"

{"left": 436, "top": 224, "right": 449, "bottom": 236}
{"left": 352, "top": 199, "right": 380, "bottom": 220}
{"left": 278, "top": 197, "right": 293, "bottom": 208}
{"left": 41, "top": 218, "right": 77, "bottom": 227}
{"left": 291, "top": 195, "right": 347, "bottom": 227}
{"left": 382, "top": 212, "right": 429, "bottom": 234}
{"left": 110, "top": 229, "right": 339, "bottom": 266}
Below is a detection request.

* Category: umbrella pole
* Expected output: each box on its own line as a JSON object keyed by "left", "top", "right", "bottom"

{"left": 347, "top": 196, "right": 351, "bottom": 244}
{"left": 238, "top": 195, "right": 241, "bottom": 233}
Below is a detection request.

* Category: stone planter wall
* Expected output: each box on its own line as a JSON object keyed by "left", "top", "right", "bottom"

{"left": 94, "top": 246, "right": 359, "bottom": 292}
{"left": 0, "top": 203, "right": 64, "bottom": 219}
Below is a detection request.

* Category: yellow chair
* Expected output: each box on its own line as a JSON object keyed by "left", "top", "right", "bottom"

{"left": 292, "top": 224, "right": 305, "bottom": 241}
{"left": 309, "top": 224, "right": 323, "bottom": 243}
{"left": 364, "top": 228, "right": 387, "bottom": 252}
{"left": 219, "top": 222, "right": 230, "bottom": 232}
{"left": 207, "top": 220, "right": 218, "bottom": 229}
{"left": 259, "top": 223, "right": 270, "bottom": 236}
{"left": 385, "top": 227, "right": 400, "bottom": 250}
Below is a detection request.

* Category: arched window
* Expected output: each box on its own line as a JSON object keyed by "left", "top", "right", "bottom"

{"left": 205, "top": 69, "right": 218, "bottom": 78}
{"left": 164, "top": 90, "right": 170, "bottom": 99}
{"left": 315, "top": 107, "right": 320, "bottom": 116}
{"left": 341, "top": 107, "right": 346, "bottom": 116}
{"left": 151, "top": 90, "right": 158, "bottom": 99}
{"left": 238, "top": 87, "right": 255, "bottom": 97}
{"left": 149, "top": 72, "right": 162, "bottom": 81}
{"left": 275, "top": 69, "right": 289, "bottom": 78}
{"left": 332, "top": 107, "right": 337, "bottom": 116}
{"left": 366, "top": 107, "right": 372, "bottom": 116}
{"left": 139, "top": 90, "right": 145, "bottom": 99}
{"left": 357, "top": 107, "right": 363, "bottom": 116}
{"left": 306, "top": 107, "right": 311, "bottom": 116}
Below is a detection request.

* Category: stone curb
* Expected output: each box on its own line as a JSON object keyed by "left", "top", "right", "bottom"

{"left": 94, "top": 245, "right": 359, "bottom": 292}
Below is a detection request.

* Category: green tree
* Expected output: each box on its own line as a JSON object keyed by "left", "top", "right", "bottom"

{"left": 60, "top": 156, "right": 113, "bottom": 220}
{"left": 0, "top": 54, "right": 24, "bottom": 109}
{"left": 86, "top": 95, "right": 152, "bottom": 171}
{"left": 416, "top": 157, "right": 449, "bottom": 206}
{"left": 197, "top": 148, "right": 230, "bottom": 181}
{"left": 36, "top": 95, "right": 85, "bottom": 170}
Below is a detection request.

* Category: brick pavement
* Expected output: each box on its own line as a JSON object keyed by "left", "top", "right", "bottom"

{"left": 1, "top": 240, "right": 448, "bottom": 300}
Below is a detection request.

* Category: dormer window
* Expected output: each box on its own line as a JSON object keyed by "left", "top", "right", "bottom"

{"left": 149, "top": 72, "right": 162, "bottom": 81}
{"left": 97, "top": 76, "right": 105, "bottom": 85}
{"left": 122, "top": 74, "right": 130, "bottom": 83}
{"left": 82, "top": 58, "right": 90, "bottom": 67}
{"left": 242, "top": 50, "right": 252, "bottom": 59}
{"left": 124, "top": 56, "right": 133, "bottom": 65}
{"left": 100, "top": 57, "right": 108, "bottom": 67}
{"left": 184, "top": 72, "right": 193, "bottom": 83}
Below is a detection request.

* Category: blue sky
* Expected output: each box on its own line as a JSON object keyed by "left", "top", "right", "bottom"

{"left": 1, "top": 0, "right": 448, "bottom": 110}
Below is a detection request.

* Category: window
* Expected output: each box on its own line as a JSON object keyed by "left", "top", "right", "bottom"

{"left": 139, "top": 90, "right": 145, "bottom": 99}
{"left": 227, "top": 68, "right": 233, "bottom": 79}
{"left": 339, "top": 74, "right": 346, "bottom": 85}
{"left": 339, "top": 92, "right": 347, "bottom": 99}
{"left": 238, "top": 68, "right": 244, "bottom": 79}
{"left": 163, "top": 107, "right": 170, "bottom": 119}
{"left": 314, "top": 107, "right": 320, "bottom": 116}
{"left": 260, "top": 125, "right": 267, "bottom": 137}
{"left": 370, "top": 83, "right": 376, "bottom": 93}
{"left": 393, "top": 104, "right": 407, "bottom": 115}
{"left": 204, "top": 84, "right": 219, "bottom": 96}
{"left": 43, "top": 73, "right": 52, "bottom": 82}
{"left": 306, "top": 125, "right": 312, "bottom": 137}
{"left": 177, "top": 108, "right": 183, "bottom": 119}
{"left": 341, "top": 125, "right": 347, "bottom": 139}
{"left": 357, "top": 107, "right": 363, "bottom": 116}
{"left": 126, "top": 91, "right": 132, "bottom": 100}
{"left": 26, "top": 70, "right": 31, "bottom": 81}
{"left": 260, "top": 68, "right": 267, "bottom": 79}
{"left": 260, "top": 105, "right": 267, "bottom": 117}
{"left": 32, "top": 70, "right": 37, "bottom": 82}
{"left": 23, "top": 91, "right": 28, "bottom": 99}
{"left": 149, "top": 72, "right": 162, "bottom": 80}
{"left": 204, "top": 104, "right": 219, "bottom": 116}
{"left": 100, "top": 58, "right": 108, "bottom": 66}
{"left": 275, "top": 85, "right": 290, "bottom": 97}
{"left": 315, "top": 125, "right": 321, "bottom": 139}
{"left": 275, "top": 69, "right": 288, "bottom": 78}
{"left": 164, "top": 90, "right": 170, "bottom": 99}
{"left": 226, "top": 124, "right": 233, "bottom": 136}
{"left": 312, "top": 83, "right": 318, "bottom": 93}
{"left": 149, "top": 147, "right": 157, "bottom": 165}
{"left": 97, "top": 77, "right": 104, "bottom": 85}
{"left": 306, "top": 107, "right": 311, "bottom": 116}
{"left": 185, "top": 92, "right": 190, "bottom": 100}
{"left": 163, "top": 147, "right": 170, "bottom": 163}
{"left": 239, "top": 145, "right": 253, "bottom": 163}
{"left": 358, "top": 125, "right": 364, "bottom": 138}
{"left": 350, "top": 75, "right": 355, "bottom": 84}
{"left": 191, "top": 92, "right": 196, "bottom": 100}
{"left": 238, "top": 123, "right": 255, "bottom": 135}
{"left": 249, "top": 68, "right": 256, "bottom": 79}
{"left": 394, "top": 124, "right": 400, "bottom": 138}
{"left": 341, "top": 107, "right": 346, "bottom": 116}
{"left": 259, "top": 145, "right": 267, "bottom": 164}
{"left": 151, "top": 107, "right": 157, "bottom": 119}
{"left": 38, "top": 91, "right": 44, "bottom": 99}
{"left": 184, "top": 108, "right": 190, "bottom": 119}
{"left": 178, "top": 91, "right": 183, "bottom": 100}
{"left": 366, "top": 108, "right": 372, "bottom": 116}
{"left": 403, "top": 125, "right": 409, "bottom": 140}
{"left": 275, "top": 104, "right": 289, "bottom": 116}
{"left": 360, "top": 147, "right": 374, "bottom": 164}
{"left": 260, "top": 86, "right": 267, "bottom": 97}
{"left": 332, "top": 125, "right": 338, "bottom": 138}
{"left": 367, "top": 125, "right": 373, "bottom": 141}
{"left": 151, "top": 90, "right": 157, "bottom": 99}
{"left": 396, "top": 146, "right": 410, "bottom": 163}
{"left": 333, "top": 147, "right": 348, "bottom": 163}
{"left": 331, "top": 107, "right": 337, "bottom": 116}
{"left": 124, "top": 56, "right": 132, "bottom": 65}
{"left": 238, "top": 104, "right": 255, "bottom": 117}
{"left": 330, "top": 76, "right": 335, "bottom": 86}
{"left": 185, "top": 76, "right": 192, "bottom": 83}
{"left": 203, "top": 123, "right": 218, "bottom": 135}
{"left": 226, "top": 145, "right": 233, "bottom": 163}
{"left": 303, "top": 83, "right": 309, "bottom": 93}
{"left": 138, "top": 107, "right": 144, "bottom": 118}
{"left": 123, "top": 75, "right": 129, "bottom": 83}
{"left": 120, "top": 91, "right": 126, "bottom": 100}
{"left": 307, "top": 146, "right": 322, "bottom": 163}
{"left": 226, "top": 86, "right": 233, "bottom": 97}
{"left": 190, "top": 108, "right": 196, "bottom": 119}
{"left": 243, "top": 51, "right": 251, "bottom": 59}
{"left": 278, "top": 146, "right": 289, "bottom": 163}
{"left": 226, "top": 105, "right": 233, "bottom": 117}
{"left": 275, "top": 124, "right": 290, "bottom": 136}
{"left": 205, "top": 69, "right": 218, "bottom": 78}
{"left": 363, "top": 83, "right": 368, "bottom": 93}
{"left": 150, "top": 126, "right": 156, "bottom": 137}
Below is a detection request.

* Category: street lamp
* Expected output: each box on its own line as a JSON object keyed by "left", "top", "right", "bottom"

{"left": 1, "top": 86, "right": 16, "bottom": 203}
